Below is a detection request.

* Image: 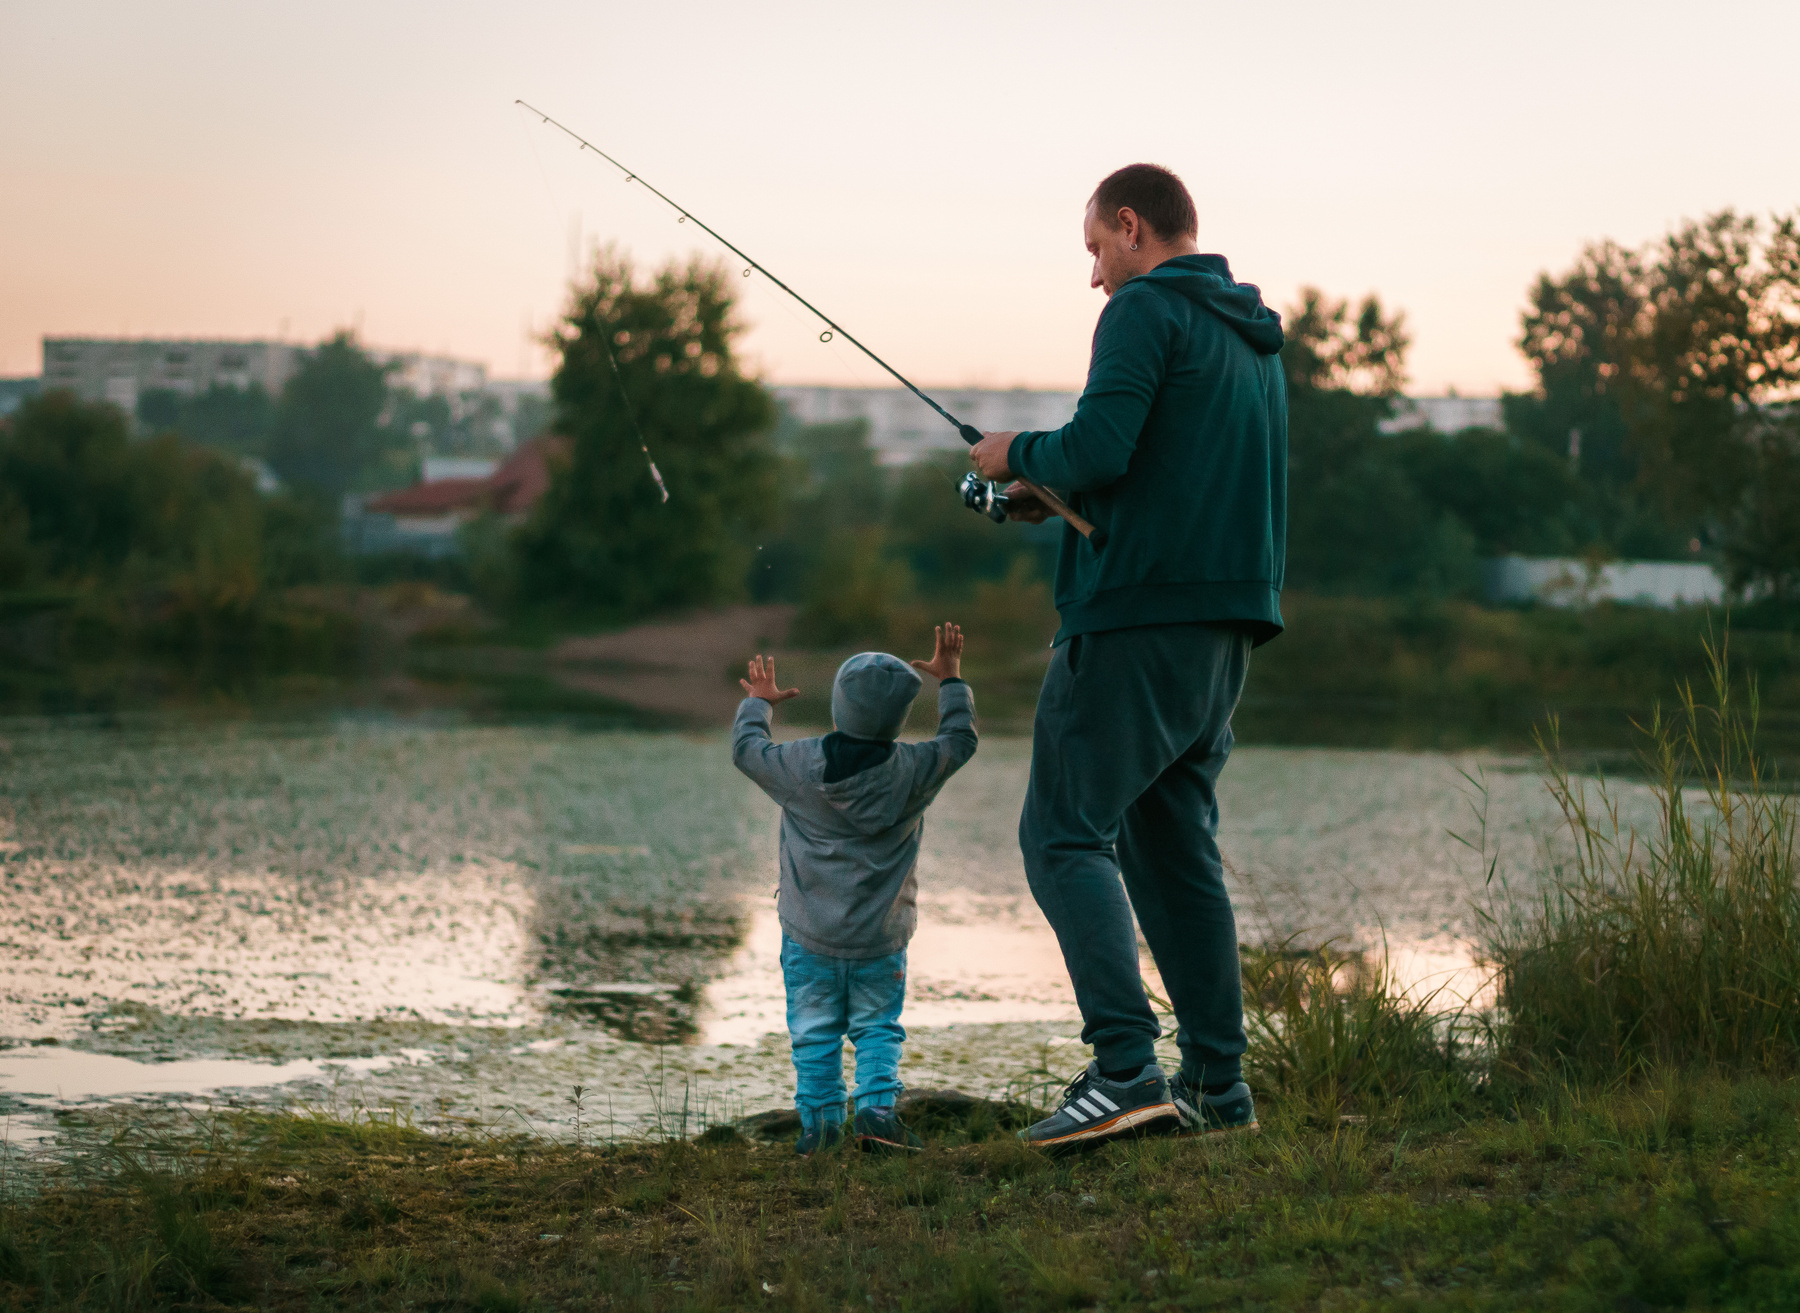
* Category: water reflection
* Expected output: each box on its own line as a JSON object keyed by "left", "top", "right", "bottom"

{"left": 0, "top": 722, "right": 1663, "bottom": 1151}
{"left": 0, "top": 862, "right": 534, "bottom": 1037}
{"left": 700, "top": 892, "right": 1495, "bottom": 1049}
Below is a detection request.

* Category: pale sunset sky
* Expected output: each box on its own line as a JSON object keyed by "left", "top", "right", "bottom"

{"left": 3, "top": 1, "right": 1796, "bottom": 394}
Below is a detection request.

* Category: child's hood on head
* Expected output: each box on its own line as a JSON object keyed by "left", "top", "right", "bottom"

{"left": 830, "top": 652, "right": 921, "bottom": 741}
{"left": 818, "top": 653, "right": 924, "bottom": 836}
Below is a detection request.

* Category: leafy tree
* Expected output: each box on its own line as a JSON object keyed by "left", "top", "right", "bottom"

{"left": 1281, "top": 287, "right": 1410, "bottom": 396}
{"left": 516, "top": 250, "right": 778, "bottom": 620}
{"left": 140, "top": 382, "right": 276, "bottom": 456}
{"left": 136, "top": 388, "right": 185, "bottom": 432}
{"left": 0, "top": 391, "right": 265, "bottom": 609}
{"left": 1507, "top": 211, "right": 1800, "bottom": 584}
{"left": 0, "top": 390, "right": 137, "bottom": 581}
{"left": 122, "top": 433, "right": 263, "bottom": 609}
{"left": 268, "top": 332, "right": 397, "bottom": 503}
{"left": 1629, "top": 211, "right": 1800, "bottom": 520}
{"left": 1505, "top": 239, "right": 1646, "bottom": 491}
{"left": 184, "top": 382, "right": 276, "bottom": 456}
{"left": 1395, "top": 428, "right": 1586, "bottom": 557}
{"left": 749, "top": 417, "right": 886, "bottom": 605}
{"left": 792, "top": 527, "right": 916, "bottom": 645}
{"left": 1721, "top": 414, "right": 1800, "bottom": 601}
{"left": 1278, "top": 289, "right": 1475, "bottom": 594}
{"left": 884, "top": 450, "right": 1049, "bottom": 592}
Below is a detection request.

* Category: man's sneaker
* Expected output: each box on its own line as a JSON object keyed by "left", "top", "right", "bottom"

{"left": 852, "top": 1106, "right": 922, "bottom": 1152}
{"left": 1169, "top": 1074, "right": 1259, "bottom": 1135}
{"left": 1017, "top": 1061, "right": 1179, "bottom": 1149}
{"left": 794, "top": 1121, "right": 844, "bottom": 1156}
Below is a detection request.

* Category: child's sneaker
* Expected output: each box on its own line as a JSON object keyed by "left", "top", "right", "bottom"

{"left": 1169, "top": 1074, "right": 1259, "bottom": 1135}
{"left": 1018, "top": 1061, "right": 1179, "bottom": 1149}
{"left": 795, "top": 1121, "right": 844, "bottom": 1156}
{"left": 852, "top": 1106, "right": 922, "bottom": 1152}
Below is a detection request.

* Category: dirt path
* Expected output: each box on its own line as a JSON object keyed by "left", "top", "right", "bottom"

{"left": 549, "top": 604, "right": 798, "bottom": 725}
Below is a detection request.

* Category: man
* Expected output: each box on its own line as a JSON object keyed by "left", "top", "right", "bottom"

{"left": 968, "top": 163, "right": 1287, "bottom": 1147}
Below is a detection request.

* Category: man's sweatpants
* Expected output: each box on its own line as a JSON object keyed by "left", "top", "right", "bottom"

{"left": 1019, "top": 620, "right": 1251, "bottom": 1086}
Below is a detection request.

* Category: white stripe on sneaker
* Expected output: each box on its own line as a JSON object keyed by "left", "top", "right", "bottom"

{"left": 1064, "top": 1102, "right": 1089, "bottom": 1122}
{"left": 1074, "top": 1097, "right": 1106, "bottom": 1119}
{"left": 1087, "top": 1090, "right": 1120, "bottom": 1112}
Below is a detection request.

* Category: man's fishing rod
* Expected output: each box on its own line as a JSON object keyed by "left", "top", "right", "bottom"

{"left": 516, "top": 100, "right": 1102, "bottom": 546}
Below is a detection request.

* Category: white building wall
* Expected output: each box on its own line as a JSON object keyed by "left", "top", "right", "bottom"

{"left": 1379, "top": 395, "right": 1505, "bottom": 434}
{"left": 40, "top": 337, "right": 486, "bottom": 412}
{"left": 41, "top": 338, "right": 306, "bottom": 409}
{"left": 1483, "top": 556, "right": 1728, "bottom": 608}
{"left": 775, "top": 386, "right": 1508, "bottom": 460}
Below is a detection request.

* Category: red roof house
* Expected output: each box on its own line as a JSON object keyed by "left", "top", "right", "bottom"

{"left": 351, "top": 436, "right": 566, "bottom": 556}
{"left": 365, "top": 436, "right": 563, "bottom": 522}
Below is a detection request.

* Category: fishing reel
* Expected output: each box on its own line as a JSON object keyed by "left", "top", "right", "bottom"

{"left": 959, "top": 473, "right": 1014, "bottom": 524}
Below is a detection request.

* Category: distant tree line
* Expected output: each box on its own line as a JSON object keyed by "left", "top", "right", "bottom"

{"left": 133, "top": 334, "right": 550, "bottom": 504}
{"left": 431, "top": 218, "right": 1800, "bottom": 629}
{"left": 1268, "top": 209, "right": 1800, "bottom": 602}
{"left": 0, "top": 329, "right": 555, "bottom": 654}
{"left": 6, "top": 208, "right": 1797, "bottom": 656}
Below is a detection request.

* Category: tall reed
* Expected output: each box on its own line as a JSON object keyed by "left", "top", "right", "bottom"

{"left": 1238, "top": 939, "right": 1464, "bottom": 1111}
{"left": 1490, "top": 632, "right": 1800, "bottom": 1078}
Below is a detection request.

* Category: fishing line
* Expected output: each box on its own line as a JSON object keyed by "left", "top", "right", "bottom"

{"left": 516, "top": 100, "right": 1103, "bottom": 545}
{"left": 603, "top": 343, "right": 669, "bottom": 502}
{"left": 515, "top": 103, "right": 671, "bottom": 504}
{"left": 517, "top": 100, "right": 971, "bottom": 438}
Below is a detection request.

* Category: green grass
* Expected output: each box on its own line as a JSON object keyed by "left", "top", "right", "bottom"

{"left": 5, "top": 1075, "right": 1800, "bottom": 1311}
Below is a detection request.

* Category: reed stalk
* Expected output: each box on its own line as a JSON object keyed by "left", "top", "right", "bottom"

{"left": 1489, "top": 630, "right": 1800, "bottom": 1078}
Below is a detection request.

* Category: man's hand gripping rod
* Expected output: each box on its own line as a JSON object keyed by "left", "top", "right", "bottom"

{"left": 517, "top": 101, "right": 1102, "bottom": 546}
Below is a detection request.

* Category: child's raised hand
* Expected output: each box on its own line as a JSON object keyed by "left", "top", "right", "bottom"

{"left": 739, "top": 654, "right": 800, "bottom": 703}
{"left": 909, "top": 622, "right": 963, "bottom": 682}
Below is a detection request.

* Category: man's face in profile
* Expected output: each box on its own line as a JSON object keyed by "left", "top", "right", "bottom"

{"left": 1084, "top": 200, "right": 1137, "bottom": 298}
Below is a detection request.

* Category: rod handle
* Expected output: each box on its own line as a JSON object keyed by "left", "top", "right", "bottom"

{"left": 958, "top": 424, "right": 1105, "bottom": 547}
{"left": 1016, "top": 479, "right": 1104, "bottom": 546}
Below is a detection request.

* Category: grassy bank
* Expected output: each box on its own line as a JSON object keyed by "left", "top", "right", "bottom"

{"left": 756, "top": 590, "right": 1800, "bottom": 755}
{"left": 5, "top": 1074, "right": 1800, "bottom": 1312}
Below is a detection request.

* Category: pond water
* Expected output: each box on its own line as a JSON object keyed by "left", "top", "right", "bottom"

{"left": 0, "top": 719, "right": 1656, "bottom": 1155}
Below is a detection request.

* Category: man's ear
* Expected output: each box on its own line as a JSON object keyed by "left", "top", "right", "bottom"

{"left": 1116, "top": 207, "right": 1139, "bottom": 247}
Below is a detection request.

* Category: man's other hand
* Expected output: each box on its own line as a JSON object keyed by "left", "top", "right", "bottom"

{"left": 739, "top": 654, "right": 800, "bottom": 703}
{"left": 969, "top": 431, "right": 1018, "bottom": 481}
{"left": 1001, "top": 482, "right": 1051, "bottom": 524}
{"left": 909, "top": 623, "right": 964, "bottom": 682}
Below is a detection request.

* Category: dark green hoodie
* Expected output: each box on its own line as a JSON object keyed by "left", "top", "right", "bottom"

{"left": 1009, "top": 253, "right": 1287, "bottom": 646}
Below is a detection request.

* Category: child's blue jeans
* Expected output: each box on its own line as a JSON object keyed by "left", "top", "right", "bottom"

{"left": 781, "top": 934, "right": 907, "bottom": 1131}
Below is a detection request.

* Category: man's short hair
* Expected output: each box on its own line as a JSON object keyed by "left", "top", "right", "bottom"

{"left": 1089, "top": 163, "right": 1197, "bottom": 241}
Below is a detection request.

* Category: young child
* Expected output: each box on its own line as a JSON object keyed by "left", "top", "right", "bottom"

{"left": 732, "top": 623, "right": 976, "bottom": 1154}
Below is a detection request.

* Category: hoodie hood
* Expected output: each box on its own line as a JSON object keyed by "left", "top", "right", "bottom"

{"left": 831, "top": 652, "right": 921, "bottom": 741}
{"left": 1134, "top": 254, "right": 1284, "bottom": 355}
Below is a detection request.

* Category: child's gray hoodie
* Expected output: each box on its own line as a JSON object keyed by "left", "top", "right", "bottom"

{"left": 732, "top": 657, "right": 977, "bottom": 959}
